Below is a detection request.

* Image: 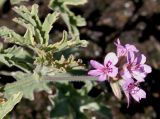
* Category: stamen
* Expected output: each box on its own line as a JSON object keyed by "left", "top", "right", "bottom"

{"left": 107, "top": 61, "right": 112, "bottom": 66}
{"left": 108, "top": 68, "right": 113, "bottom": 73}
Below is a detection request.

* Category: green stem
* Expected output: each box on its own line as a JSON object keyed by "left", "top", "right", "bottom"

{"left": 45, "top": 76, "right": 97, "bottom": 82}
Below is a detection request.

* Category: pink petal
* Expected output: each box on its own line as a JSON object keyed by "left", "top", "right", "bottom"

{"left": 90, "top": 60, "right": 104, "bottom": 69}
{"left": 120, "top": 66, "right": 132, "bottom": 79}
{"left": 135, "top": 54, "right": 146, "bottom": 64}
{"left": 143, "top": 64, "right": 152, "bottom": 73}
{"left": 137, "top": 89, "right": 146, "bottom": 99}
{"left": 121, "top": 78, "right": 134, "bottom": 91}
{"left": 98, "top": 74, "right": 107, "bottom": 81}
{"left": 132, "top": 71, "right": 145, "bottom": 82}
{"left": 131, "top": 87, "right": 146, "bottom": 102}
{"left": 108, "top": 65, "right": 118, "bottom": 78}
{"left": 104, "top": 52, "right": 118, "bottom": 66}
{"left": 125, "top": 44, "right": 139, "bottom": 52}
{"left": 88, "top": 69, "right": 102, "bottom": 76}
{"left": 115, "top": 41, "right": 126, "bottom": 57}
{"left": 127, "top": 51, "right": 135, "bottom": 64}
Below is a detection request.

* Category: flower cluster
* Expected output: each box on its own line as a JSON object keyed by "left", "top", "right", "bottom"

{"left": 88, "top": 39, "right": 152, "bottom": 107}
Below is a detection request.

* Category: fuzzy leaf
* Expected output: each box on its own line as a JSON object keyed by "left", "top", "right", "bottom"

{"left": 0, "top": 27, "right": 26, "bottom": 45}
{"left": 42, "top": 11, "right": 59, "bottom": 45}
{"left": 47, "top": 31, "right": 88, "bottom": 53}
{"left": 4, "top": 72, "right": 51, "bottom": 100}
{"left": 61, "top": 0, "right": 87, "bottom": 5}
{"left": 49, "top": 0, "right": 87, "bottom": 35}
{"left": 0, "top": 92, "right": 23, "bottom": 119}
{"left": 0, "top": 46, "right": 34, "bottom": 72}
{"left": 11, "top": 0, "right": 29, "bottom": 5}
{"left": 13, "top": 6, "right": 37, "bottom": 27}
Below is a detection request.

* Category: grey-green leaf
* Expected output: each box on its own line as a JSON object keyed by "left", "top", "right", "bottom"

{"left": 4, "top": 72, "right": 51, "bottom": 100}
{"left": 0, "top": 92, "right": 23, "bottom": 119}
{"left": 42, "top": 11, "right": 59, "bottom": 45}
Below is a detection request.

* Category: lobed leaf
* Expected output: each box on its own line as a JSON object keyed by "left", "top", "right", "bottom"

{"left": 49, "top": 0, "right": 87, "bottom": 35}
{"left": 0, "top": 92, "right": 23, "bottom": 119}
{"left": 11, "top": 0, "right": 29, "bottom": 5}
{"left": 42, "top": 11, "right": 60, "bottom": 45}
{"left": 4, "top": 72, "right": 51, "bottom": 100}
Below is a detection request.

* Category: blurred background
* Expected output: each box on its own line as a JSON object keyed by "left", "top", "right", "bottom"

{"left": 0, "top": 0, "right": 160, "bottom": 119}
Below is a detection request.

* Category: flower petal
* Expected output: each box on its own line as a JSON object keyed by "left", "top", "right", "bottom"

{"left": 114, "top": 39, "right": 126, "bottom": 57}
{"left": 131, "top": 87, "right": 146, "bottom": 102}
{"left": 120, "top": 66, "right": 132, "bottom": 79}
{"left": 125, "top": 44, "right": 139, "bottom": 52}
{"left": 140, "top": 54, "right": 146, "bottom": 64}
{"left": 121, "top": 78, "right": 134, "bottom": 91}
{"left": 143, "top": 64, "right": 152, "bottom": 73}
{"left": 88, "top": 69, "right": 102, "bottom": 76}
{"left": 90, "top": 60, "right": 104, "bottom": 69}
{"left": 135, "top": 54, "right": 146, "bottom": 64}
{"left": 98, "top": 74, "right": 107, "bottom": 81}
{"left": 127, "top": 51, "right": 135, "bottom": 64}
{"left": 104, "top": 52, "right": 118, "bottom": 66}
{"left": 137, "top": 89, "right": 146, "bottom": 99}
{"left": 132, "top": 71, "right": 145, "bottom": 82}
{"left": 108, "top": 65, "right": 118, "bottom": 77}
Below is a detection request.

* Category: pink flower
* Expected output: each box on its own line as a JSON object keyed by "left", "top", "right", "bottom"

{"left": 88, "top": 52, "right": 118, "bottom": 81}
{"left": 121, "top": 78, "right": 146, "bottom": 107}
{"left": 114, "top": 39, "right": 139, "bottom": 57}
{"left": 120, "top": 52, "right": 152, "bottom": 82}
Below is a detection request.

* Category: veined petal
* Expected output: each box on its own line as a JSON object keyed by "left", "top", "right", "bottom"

{"left": 108, "top": 65, "right": 118, "bottom": 77}
{"left": 125, "top": 44, "right": 139, "bottom": 52}
{"left": 90, "top": 60, "right": 104, "bottom": 69}
{"left": 104, "top": 52, "right": 118, "bottom": 66}
{"left": 127, "top": 51, "right": 135, "bottom": 64}
{"left": 135, "top": 54, "right": 146, "bottom": 64}
{"left": 131, "top": 87, "right": 146, "bottom": 102}
{"left": 121, "top": 78, "right": 134, "bottom": 91}
{"left": 132, "top": 71, "right": 145, "bottom": 82}
{"left": 88, "top": 69, "right": 102, "bottom": 76}
{"left": 120, "top": 66, "right": 132, "bottom": 79}
{"left": 98, "top": 74, "right": 107, "bottom": 81}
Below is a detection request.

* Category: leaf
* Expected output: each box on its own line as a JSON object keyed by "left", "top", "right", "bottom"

{"left": 0, "top": 46, "right": 34, "bottom": 72}
{"left": 11, "top": 0, "right": 29, "bottom": 5}
{"left": 49, "top": 0, "right": 87, "bottom": 35}
{"left": 42, "top": 11, "right": 60, "bottom": 45}
{"left": 51, "top": 83, "right": 112, "bottom": 119}
{"left": 0, "top": 92, "right": 23, "bottom": 119}
{"left": 47, "top": 31, "right": 88, "bottom": 53}
{"left": 13, "top": 6, "right": 37, "bottom": 27}
{"left": 4, "top": 72, "right": 51, "bottom": 100}
{"left": 12, "top": 4, "right": 60, "bottom": 45}
{"left": 0, "top": 27, "right": 26, "bottom": 45}
{"left": 50, "top": 83, "right": 88, "bottom": 119}
{"left": 31, "top": 4, "right": 42, "bottom": 27}
{"left": 0, "top": 54, "right": 13, "bottom": 66}
{"left": 24, "top": 29, "right": 34, "bottom": 45}
{"left": 62, "top": 0, "right": 87, "bottom": 6}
